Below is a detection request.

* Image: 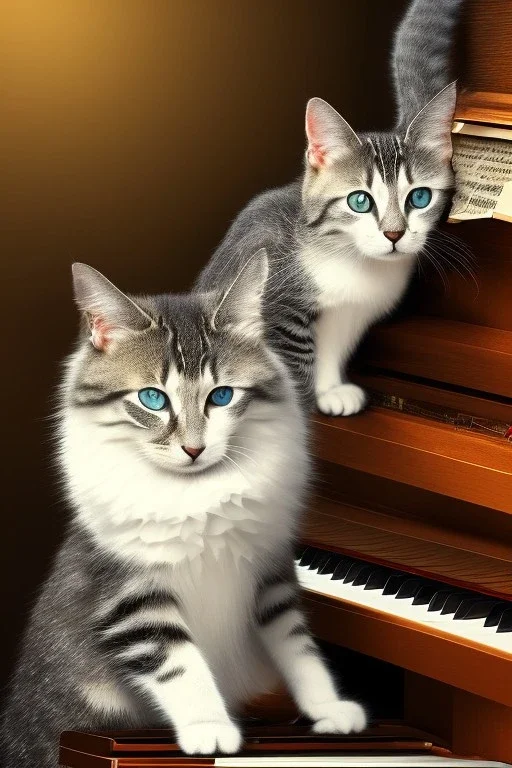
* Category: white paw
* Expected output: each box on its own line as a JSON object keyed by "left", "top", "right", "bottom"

{"left": 316, "top": 384, "right": 367, "bottom": 417}
{"left": 310, "top": 700, "right": 367, "bottom": 734}
{"left": 177, "top": 721, "right": 242, "bottom": 755}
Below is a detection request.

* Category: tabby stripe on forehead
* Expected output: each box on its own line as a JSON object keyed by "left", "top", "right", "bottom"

{"left": 305, "top": 198, "right": 343, "bottom": 229}
{"left": 167, "top": 320, "right": 184, "bottom": 375}
{"left": 393, "top": 135, "right": 402, "bottom": 181}
{"left": 124, "top": 400, "right": 163, "bottom": 429}
{"left": 200, "top": 314, "right": 212, "bottom": 347}
{"left": 73, "top": 388, "right": 132, "bottom": 407}
{"left": 161, "top": 353, "right": 171, "bottom": 386}
{"left": 374, "top": 137, "right": 387, "bottom": 183}
{"left": 209, "top": 353, "right": 219, "bottom": 383}
{"left": 198, "top": 314, "right": 212, "bottom": 374}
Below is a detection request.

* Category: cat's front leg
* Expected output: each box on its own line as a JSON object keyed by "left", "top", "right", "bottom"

{"left": 314, "top": 303, "right": 372, "bottom": 416}
{"left": 96, "top": 592, "right": 241, "bottom": 754}
{"left": 256, "top": 578, "right": 367, "bottom": 733}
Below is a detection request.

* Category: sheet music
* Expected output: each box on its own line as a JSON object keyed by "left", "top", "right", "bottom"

{"left": 449, "top": 131, "right": 512, "bottom": 223}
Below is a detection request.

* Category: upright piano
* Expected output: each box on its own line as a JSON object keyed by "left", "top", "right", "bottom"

{"left": 298, "top": 0, "right": 512, "bottom": 762}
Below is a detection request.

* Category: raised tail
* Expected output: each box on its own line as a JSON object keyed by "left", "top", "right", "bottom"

{"left": 392, "top": 0, "right": 464, "bottom": 131}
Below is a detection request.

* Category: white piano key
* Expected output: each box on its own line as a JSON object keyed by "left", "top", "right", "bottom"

{"left": 296, "top": 562, "right": 512, "bottom": 656}
{"left": 216, "top": 757, "right": 510, "bottom": 767}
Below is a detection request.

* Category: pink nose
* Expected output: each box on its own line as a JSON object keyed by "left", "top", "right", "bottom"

{"left": 384, "top": 230, "right": 405, "bottom": 242}
{"left": 181, "top": 446, "right": 205, "bottom": 461}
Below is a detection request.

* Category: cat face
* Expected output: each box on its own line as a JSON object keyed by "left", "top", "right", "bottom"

{"left": 302, "top": 86, "right": 456, "bottom": 261}
{"left": 68, "top": 253, "right": 285, "bottom": 475}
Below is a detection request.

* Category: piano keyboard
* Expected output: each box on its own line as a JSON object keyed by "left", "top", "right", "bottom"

{"left": 295, "top": 547, "right": 512, "bottom": 655}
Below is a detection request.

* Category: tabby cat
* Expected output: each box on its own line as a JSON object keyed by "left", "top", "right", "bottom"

{"left": 2, "top": 255, "right": 365, "bottom": 767}
{"left": 196, "top": 0, "right": 464, "bottom": 415}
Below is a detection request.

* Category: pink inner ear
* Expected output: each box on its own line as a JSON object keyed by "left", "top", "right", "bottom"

{"left": 90, "top": 315, "right": 113, "bottom": 351}
{"left": 307, "top": 142, "right": 326, "bottom": 169}
{"left": 306, "top": 112, "right": 326, "bottom": 168}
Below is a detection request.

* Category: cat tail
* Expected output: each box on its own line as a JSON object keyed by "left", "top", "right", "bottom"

{"left": 391, "top": 0, "right": 464, "bottom": 132}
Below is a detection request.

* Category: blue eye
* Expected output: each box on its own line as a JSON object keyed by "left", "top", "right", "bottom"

{"left": 138, "top": 387, "right": 168, "bottom": 411}
{"left": 209, "top": 386, "right": 234, "bottom": 407}
{"left": 347, "top": 191, "right": 374, "bottom": 214}
{"left": 408, "top": 187, "right": 432, "bottom": 209}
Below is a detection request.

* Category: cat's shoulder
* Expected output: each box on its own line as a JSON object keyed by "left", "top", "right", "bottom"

{"left": 242, "top": 179, "right": 301, "bottom": 223}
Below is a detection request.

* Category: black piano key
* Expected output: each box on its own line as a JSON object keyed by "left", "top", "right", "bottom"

{"left": 395, "top": 578, "right": 424, "bottom": 600}
{"left": 440, "top": 592, "right": 474, "bottom": 616}
{"left": 382, "top": 573, "right": 410, "bottom": 596}
{"left": 453, "top": 598, "right": 503, "bottom": 621}
{"left": 343, "top": 561, "right": 370, "bottom": 584}
{"left": 496, "top": 608, "right": 512, "bottom": 633}
{"left": 352, "top": 565, "right": 376, "bottom": 587}
{"left": 364, "top": 568, "right": 392, "bottom": 590}
{"left": 308, "top": 550, "right": 332, "bottom": 571}
{"left": 299, "top": 547, "right": 318, "bottom": 567}
{"left": 331, "top": 558, "right": 356, "bottom": 581}
{"left": 412, "top": 584, "right": 443, "bottom": 606}
{"left": 485, "top": 603, "right": 512, "bottom": 629}
{"left": 428, "top": 590, "right": 455, "bottom": 613}
{"left": 318, "top": 555, "right": 339, "bottom": 575}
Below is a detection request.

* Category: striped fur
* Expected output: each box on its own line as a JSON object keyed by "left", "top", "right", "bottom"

{"left": 392, "top": 0, "right": 464, "bottom": 130}
{"left": 197, "top": 0, "right": 464, "bottom": 418}
{"left": 2, "top": 259, "right": 365, "bottom": 766}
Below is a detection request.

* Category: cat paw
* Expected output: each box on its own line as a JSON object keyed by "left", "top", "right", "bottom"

{"left": 177, "top": 721, "right": 242, "bottom": 755}
{"left": 316, "top": 384, "right": 367, "bottom": 416}
{"left": 310, "top": 700, "right": 367, "bottom": 734}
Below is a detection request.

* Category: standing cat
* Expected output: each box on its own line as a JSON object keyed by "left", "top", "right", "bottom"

{"left": 2, "top": 255, "right": 365, "bottom": 768}
{"left": 196, "top": 0, "right": 464, "bottom": 415}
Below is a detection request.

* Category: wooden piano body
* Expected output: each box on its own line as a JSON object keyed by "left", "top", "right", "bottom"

{"left": 299, "top": 0, "right": 512, "bottom": 762}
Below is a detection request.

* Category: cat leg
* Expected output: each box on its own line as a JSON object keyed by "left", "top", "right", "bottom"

{"left": 314, "top": 303, "right": 372, "bottom": 416}
{"left": 96, "top": 593, "right": 241, "bottom": 754}
{"left": 256, "top": 579, "right": 367, "bottom": 733}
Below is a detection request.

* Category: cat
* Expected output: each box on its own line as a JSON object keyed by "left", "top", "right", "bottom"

{"left": 196, "top": 0, "right": 464, "bottom": 416}
{"left": 1, "top": 254, "right": 366, "bottom": 768}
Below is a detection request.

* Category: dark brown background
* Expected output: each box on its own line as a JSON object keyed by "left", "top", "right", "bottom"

{"left": 0, "top": 0, "right": 414, "bottom": 691}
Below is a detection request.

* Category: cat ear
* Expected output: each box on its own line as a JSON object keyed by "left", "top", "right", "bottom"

{"left": 404, "top": 82, "right": 457, "bottom": 161}
{"left": 305, "top": 97, "right": 361, "bottom": 169}
{"left": 211, "top": 249, "right": 269, "bottom": 339}
{"left": 72, "top": 263, "right": 153, "bottom": 351}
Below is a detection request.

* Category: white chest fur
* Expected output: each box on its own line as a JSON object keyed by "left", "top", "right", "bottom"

{"left": 301, "top": 242, "right": 415, "bottom": 313}
{"left": 60, "top": 402, "right": 306, "bottom": 567}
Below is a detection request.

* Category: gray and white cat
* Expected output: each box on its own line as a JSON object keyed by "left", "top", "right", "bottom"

{"left": 2, "top": 255, "right": 365, "bottom": 768}
{"left": 196, "top": 0, "right": 464, "bottom": 415}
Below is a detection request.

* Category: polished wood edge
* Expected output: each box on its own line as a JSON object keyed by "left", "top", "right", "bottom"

{"left": 455, "top": 90, "right": 512, "bottom": 127}
{"left": 60, "top": 746, "right": 115, "bottom": 767}
{"left": 362, "top": 316, "right": 512, "bottom": 399}
{"left": 303, "top": 593, "right": 512, "bottom": 708}
{"left": 60, "top": 746, "right": 212, "bottom": 767}
{"left": 352, "top": 371, "right": 512, "bottom": 426}
{"left": 303, "top": 500, "right": 512, "bottom": 598}
{"left": 312, "top": 495, "right": 512, "bottom": 564}
{"left": 311, "top": 409, "right": 512, "bottom": 515}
